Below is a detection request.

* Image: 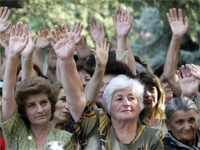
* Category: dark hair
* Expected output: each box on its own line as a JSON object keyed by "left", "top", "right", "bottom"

{"left": 105, "top": 60, "right": 135, "bottom": 78}
{"left": 154, "top": 64, "right": 164, "bottom": 78}
{"left": 15, "top": 76, "right": 57, "bottom": 127}
{"left": 76, "top": 64, "right": 94, "bottom": 77}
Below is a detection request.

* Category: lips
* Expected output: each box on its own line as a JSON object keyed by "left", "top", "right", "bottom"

{"left": 36, "top": 115, "right": 46, "bottom": 119}
{"left": 143, "top": 99, "right": 153, "bottom": 104}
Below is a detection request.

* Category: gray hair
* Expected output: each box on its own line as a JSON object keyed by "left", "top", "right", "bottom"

{"left": 102, "top": 75, "right": 144, "bottom": 114}
{"left": 165, "top": 97, "right": 197, "bottom": 121}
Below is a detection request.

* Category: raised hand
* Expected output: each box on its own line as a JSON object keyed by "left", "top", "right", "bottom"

{"left": 21, "top": 27, "right": 38, "bottom": 58}
{"left": 9, "top": 22, "right": 29, "bottom": 57}
{"left": 0, "top": 7, "right": 11, "bottom": 34}
{"left": 89, "top": 18, "right": 105, "bottom": 42}
{"left": 35, "top": 27, "right": 49, "bottom": 49}
{"left": 166, "top": 8, "right": 189, "bottom": 37}
{"left": 69, "top": 21, "right": 83, "bottom": 44}
{"left": 112, "top": 8, "right": 133, "bottom": 38}
{"left": 76, "top": 36, "right": 91, "bottom": 60}
{"left": 0, "top": 32, "right": 9, "bottom": 57}
{"left": 47, "top": 24, "right": 75, "bottom": 61}
{"left": 188, "top": 64, "right": 200, "bottom": 80}
{"left": 177, "top": 64, "right": 199, "bottom": 99}
{"left": 91, "top": 37, "right": 109, "bottom": 67}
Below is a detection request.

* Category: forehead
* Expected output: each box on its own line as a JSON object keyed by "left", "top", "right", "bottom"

{"left": 112, "top": 88, "right": 133, "bottom": 97}
{"left": 170, "top": 110, "right": 197, "bottom": 121}
{"left": 58, "top": 89, "right": 65, "bottom": 98}
{"left": 25, "top": 93, "right": 48, "bottom": 103}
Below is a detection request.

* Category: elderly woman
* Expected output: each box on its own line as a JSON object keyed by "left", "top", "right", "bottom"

{"left": 136, "top": 72, "right": 167, "bottom": 135}
{"left": 163, "top": 97, "right": 200, "bottom": 149}
{"left": 48, "top": 25, "right": 164, "bottom": 149}
{"left": 0, "top": 22, "right": 75, "bottom": 149}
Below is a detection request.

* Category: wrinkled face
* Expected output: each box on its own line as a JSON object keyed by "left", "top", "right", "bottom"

{"left": 96, "top": 75, "right": 115, "bottom": 107}
{"left": 143, "top": 85, "right": 158, "bottom": 109}
{"left": 78, "top": 70, "right": 91, "bottom": 90}
{"left": 159, "top": 74, "right": 173, "bottom": 104}
{"left": 110, "top": 89, "right": 140, "bottom": 122}
{"left": 166, "top": 110, "right": 197, "bottom": 146}
{"left": 53, "top": 89, "right": 70, "bottom": 123}
{"left": 25, "top": 93, "right": 51, "bottom": 126}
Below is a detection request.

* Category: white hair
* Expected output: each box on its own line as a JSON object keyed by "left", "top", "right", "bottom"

{"left": 102, "top": 75, "right": 144, "bottom": 114}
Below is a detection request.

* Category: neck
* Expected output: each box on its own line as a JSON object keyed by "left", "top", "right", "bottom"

{"left": 50, "top": 120, "right": 65, "bottom": 130}
{"left": 112, "top": 118, "right": 137, "bottom": 144}
{"left": 30, "top": 123, "right": 50, "bottom": 138}
{"left": 142, "top": 107, "right": 156, "bottom": 120}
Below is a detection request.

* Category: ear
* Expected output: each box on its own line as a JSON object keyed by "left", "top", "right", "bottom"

{"left": 165, "top": 119, "right": 172, "bottom": 131}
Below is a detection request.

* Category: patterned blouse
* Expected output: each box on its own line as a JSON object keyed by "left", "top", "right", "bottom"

{"left": 0, "top": 103, "right": 76, "bottom": 150}
{"left": 74, "top": 101, "right": 164, "bottom": 150}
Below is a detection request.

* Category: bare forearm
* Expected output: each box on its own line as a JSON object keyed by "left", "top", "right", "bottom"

{"left": 33, "top": 48, "right": 43, "bottom": 71}
{"left": 21, "top": 56, "right": 35, "bottom": 80}
{"left": 59, "top": 59, "right": 86, "bottom": 122}
{"left": 84, "top": 66, "right": 105, "bottom": 104}
{"left": 127, "top": 39, "right": 136, "bottom": 75}
{"left": 117, "top": 36, "right": 127, "bottom": 51}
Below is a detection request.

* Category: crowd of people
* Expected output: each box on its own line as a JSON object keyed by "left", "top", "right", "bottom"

{"left": 0, "top": 5, "right": 199, "bottom": 150}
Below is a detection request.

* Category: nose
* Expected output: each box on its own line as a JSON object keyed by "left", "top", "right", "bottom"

{"left": 37, "top": 105, "right": 44, "bottom": 113}
{"left": 184, "top": 122, "right": 191, "bottom": 130}
{"left": 144, "top": 89, "right": 150, "bottom": 97}
{"left": 123, "top": 98, "right": 130, "bottom": 106}
{"left": 81, "top": 78, "right": 87, "bottom": 87}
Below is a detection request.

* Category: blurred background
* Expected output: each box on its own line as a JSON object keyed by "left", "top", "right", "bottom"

{"left": 0, "top": 0, "right": 199, "bottom": 73}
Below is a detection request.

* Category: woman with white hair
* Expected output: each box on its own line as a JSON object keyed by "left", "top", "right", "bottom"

{"left": 48, "top": 25, "right": 164, "bottom": 149}
{"left": 163, "top": 97, "right": 200, "bottom": 149}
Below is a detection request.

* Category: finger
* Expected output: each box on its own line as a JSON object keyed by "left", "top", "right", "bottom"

{"left": 47, "top": 36, "right": 55, "bottom": 48}
{"left": 106, "top": 43, "right": 110, "bottom": 52}
{"left": 61, "top": 24, "right": 68, "bottom": 39}
{"left": 36, "top": 30, "right": 39, "bottom": 36}
{"left": 178, "top": 9, "right": 183, "bottom": 21}
{"left": 128, "top": 11, "right": 132, "bottom": 23}
{"left": 77, "top": 24, "right": 83, "bottom": 35}
{"left": 15, "top": 22, "right": 20, "bottom": 36}
{"left": 121, "top": 10, "right": 124, "bottom": 22}
{"left": 28, "top": 27, "right": 32, "bottom": 41}
{"left": 10, "top": 25, "right": 15, "bottom": 37}
{"left": 184, "top": 16, "right": 189, "bottom": 29}
{"left": 186, "top": 64, "right": 191, "bottom": 77}
{"left": 169, "top": 9, "right": 174, "bottom": 21}
{"left": 173, "top": 8, "right": 177, "bottom": 21}
{"left": 4, "top": 22, "right": 11, "bottom": 32}
{"left": 84, "top": 36, "right": 87, "bottom": 45}
{"left": 50, "top": 29, "right": 58, "bottom": 43}
{"left": 181, "top": 65, "right": 186, "bottom": 78}
{"left": 90, "top": 49, "right": 96, "bottom": 56}
{"left": 112, "top": 14, "right": 117, "bottom": 24}
{"left": 4, "top": 9, "right": 11, "bottom": 20}
{"left": 94, "top": 18, "right": 100, "bottom": 29}
{"left": 44, "top": 27, "right": 49, "bottom": 36}
{"left": 33, "top": 36, "right": 38, "bottom": 45}
{"left": 71, "top": 21, "right": 77, "bottom": 32}
{"left": 177, "top": 70, "right": 182, "bottom": 80}
{"left": 18, "top": 22, "right": 23, "bottom": 36}
{"left": 0, "top": 7, "right": 3, "bottom": 17}
{"left": 55, "top": 25, "right": 63, "bottom": 40}
{"left": 166, "top": 13, "right": 172, "bottom": 24}
{"left": 75, "top": 22, "right": 80, "bottom": 33}
{"left": 21, "top": 36, "right": 29, "bottom": 50}
{"left": 22, "top": 25, "right": 27, "bottom": 39}
{"left": 1, "top": 7, "right": 8, "bottom": 19}
{"left": 39, "top": 27, "right": 43, "bottom": 37}
{"left": 124, "top": 10, "right": 128, "bottom": 22}
{"left": 103, "top": 38, "right": 107, "bottom": 50}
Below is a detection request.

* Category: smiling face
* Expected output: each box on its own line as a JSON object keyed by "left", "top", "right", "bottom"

{"left": 25, "top": 93, "right": 51, "bottom": 126}
{"left": 53, "top": 88, "right": 70, "bottom": 123}
{"left": 166, "top": 110, "right": 198, "bottom": 146}
{"left": 143, "top": 85, "right": 158, "bottom": 109}
{"left": 110, "top": 88, "right": 140, "bottom": 122}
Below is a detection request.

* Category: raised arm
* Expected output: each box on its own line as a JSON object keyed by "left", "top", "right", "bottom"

{"left": 21, "top": 27, "right": 38, "bottom": 80}
{"left": 33, "top": 27, "right": 49, "bottom": 71}
{"left": 163, "top": 8, "right": 189, "bottom": 96}
{"left": 47, "top": 25, "right": 86, "bottom": 122}
{"left": 85, "top": 38, "right": 109, "bottom": 106}
{"left": 2, "top": 22, "right": 28, "bottom": 122}
{"left": 177, "top": 64, "right": 199, "bottom": 99}
{"left": 0, "top": 7, "right": 11, "bottom": 34}
{"left": 112, "top": 9, "right": 136, "bottom": 75}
